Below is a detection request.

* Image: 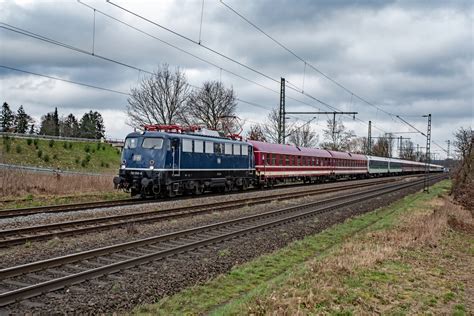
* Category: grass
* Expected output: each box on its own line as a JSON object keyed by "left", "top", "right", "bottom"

{"left": 0, "top": 136, "right": 121, "bottom": 173}
{"left": 134, "top": 180, "right": 473, "bottom": 315}
{"left": 0, "top": 169, "right": 128, "bottom": 209}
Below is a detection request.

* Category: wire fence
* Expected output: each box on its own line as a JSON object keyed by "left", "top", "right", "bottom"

{"left": 0, "top": 132, "right": 124, "bottom": 144}
{"left": 0, "top": 163, "right": 115, "bottom": 177}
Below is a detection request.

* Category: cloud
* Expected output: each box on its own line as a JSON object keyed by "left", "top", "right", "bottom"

{"left": 0, "top": 0, "right": 472, "bottom": 156}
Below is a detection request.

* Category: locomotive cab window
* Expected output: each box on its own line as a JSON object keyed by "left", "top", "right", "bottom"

{"left": 242, "top": 145, "right": 249, "bottom": 156}
{"left": 124, "top": 137, "right": 138, "bottom": 149}
{"left": 205, "top": 141, "right": 214, "bottom": 154}
{"left": 142, "top": 138, "right": 164, "bottom": 149}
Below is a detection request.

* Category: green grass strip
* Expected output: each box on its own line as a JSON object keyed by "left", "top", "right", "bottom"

{"left": 135, "top": 180, "right": 451, "bottom": 316}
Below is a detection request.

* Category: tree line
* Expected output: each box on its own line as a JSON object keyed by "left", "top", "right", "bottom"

{"left": 1, "top": 102, "right": 105, "bottom": 139}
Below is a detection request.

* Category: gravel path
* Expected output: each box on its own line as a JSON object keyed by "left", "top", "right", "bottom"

{"left": 0, "top": 177, "right": 439, "bottom": 314}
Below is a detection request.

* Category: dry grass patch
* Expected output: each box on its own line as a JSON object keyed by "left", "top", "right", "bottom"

{"left": 245, "top": 196, "right": 473, "bottom": 315}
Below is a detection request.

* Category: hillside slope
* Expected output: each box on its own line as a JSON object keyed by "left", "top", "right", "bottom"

{"left": 0, "top": 136, "right": 121, "bottom": 173}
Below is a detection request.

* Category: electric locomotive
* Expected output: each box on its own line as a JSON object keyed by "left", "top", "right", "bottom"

{"left": 114, "top": 125, "right": 255, "bottom": 197}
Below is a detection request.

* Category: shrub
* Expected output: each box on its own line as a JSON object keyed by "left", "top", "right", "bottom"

{"left": 48, "top": 139, "right": 54, "bottom": 148}
{"left": 33, "top": 139, "right": 38, "bottom": 146}
{"left": 69, "top": 143, "right": 73, "bottom": 149}
{"left": 63, "top": 142, "right": 68, "bottom": 149}
{"left": 26, "top": 138, "right": 33, "bottom": 145}
{"left": 5, "top": 143, "right": 11, "bottom": 152}
{"left": 91, "top": 149, "right": 96, "bottom": 154}
{"left": 100, "top": 161, "right": 105, "bottom": 167}
{"left": 37, "top": 149, "right": 43, "bottom": 158}
{"left": 53, "top": 153, "right": 58, "bottom": 160}
{"left": 75, "top": 157, "right": 80, "bottom": 164}
{"left": 96, "top": 143, "right": 101, "bottom": 150}
{"left": 15, "top": 144, "right": 22, "bottom": 153}
{"left": 81, "top": 159, "right": 87, "bottom": 167}
{"left": 102, "top": 145, "right": 106, "bottom": 151}
{"left": 105, "top": 162, "right": 110, "bottom": 168}
{"left": 43, "top": 154, "right": 50, "bottom": 162}
{"left": 85, "top": 153, "right": 91, "bottom": 162}
{"left": 84, "top": 144, "right": 90, "bottom": 153}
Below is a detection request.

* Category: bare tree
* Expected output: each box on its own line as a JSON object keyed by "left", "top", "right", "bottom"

{"left": 452, "top": 126, "right": 473, "bottom": 210}
{"left": 347, "top": 136, "right": 367, "bottom": 154}
{"left": 288, "top": 124, "right": 318, "bottom": 148}
{"left": 247, "top": 124, "right": 267, "bottom": 141}
{"left": 320, "top": 118, "right": 355, "bottom": 151}
{"left": 185, "top": 81, "right": 238, "bottom": 134}
{"left": 126, "top": 64, "right": 190, "bottom": 128}
{"left": 261, "top": 109, "right": 295, "bottom": 144}
{"left": 400, "top": 140, "right": 416, "bottom": 160}
{"left": 371, "top": 134, "right": 395, "bottom": 157}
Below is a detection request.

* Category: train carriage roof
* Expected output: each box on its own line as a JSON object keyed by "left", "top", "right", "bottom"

{"left": 327, "top": 150, "right": 367, "bottom": 161}
{"left": 247, "top": 140, "right": 332, "bottom": 158}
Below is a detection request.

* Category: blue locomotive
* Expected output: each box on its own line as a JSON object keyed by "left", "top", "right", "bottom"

{"left": 114, "top": 125, "right": 255, "bottom": 197}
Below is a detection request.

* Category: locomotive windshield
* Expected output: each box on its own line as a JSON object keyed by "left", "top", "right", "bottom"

{"left": 142, "top": 137, "right": 164, "bottom": 150}
{"left": 124, "top": 137, "right": 138, "bottom": 149}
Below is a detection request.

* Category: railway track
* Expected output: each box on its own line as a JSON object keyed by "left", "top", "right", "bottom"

{"left": 0, "top": 174, "right": 421, "bottom": 219}
{"left": 0, "top": 177, "right": 413, "bottom": 247}
{"left": 0, "top": 174, "right": 445, "bottom": 307}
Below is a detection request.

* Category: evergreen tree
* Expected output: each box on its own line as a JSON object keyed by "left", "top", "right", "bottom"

{"left": 39, "top": 113, "right": 56, "bottom": 135}
{"left": 60, "top": 113, "right": 80, "bottom": 137}
{"left": 0, "top": 102, "right": 15, "bottom": 131}
{"left": 79, "top": 111, "right": 105, "bottom": 139}
{"left": 53, "top": 107, "right": 59, "bottom": 136}
{"left": 29, "top": 123, "right": 36, "bottom": 134}
{"left": 14, "top": 105, "right": 33, "bottom": 134}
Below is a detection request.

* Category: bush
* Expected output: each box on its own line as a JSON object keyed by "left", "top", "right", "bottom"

{"left": 63, "top": 142, "right": 68, "bottom": 149}
{"left": 85, "top": 153, "right": 91, "bottom": 162}
{"left": 27, "top": 138, "right": 33, "bottom": 145}
{"left": 105, "top": 162, "right": 110, "bottom": 168}
{"left": 81, "top": 159, "right": 88, "bottom": 167}
{"left": 37, "top": 149, "right": 43, "bottom": 158}
{"left": 75, "top": 157, "right": 80, "bottom": 164}
{"left": 5, "top": 143, "right": 11, "bottom": 152}
{"left": 43, "top": 154, "right": 50, "bottom": 162}
{"left": 91, "top": 149, "right": 96, "bottom": 154}
{"left": 48, "top": 139, "right": 54, "bottom": 148}
{"left": 2, "top": 135, "right": 10, "bottom": 143}
{"left": 96, "top": 143, "right": 101, "bottom": 150}
{"left": 33, "top": 139, "right": 38, "bottom": 146}
{"left": 68, "top": 142, "right": 73, "bottom": 149}
{"left": 102, "top": 145, "right": 106, "bottom": 151}
{"left": 15, "top": 144, "right": 22, "bottom": 154}
{"left": 84, "top": 144, "right": 90, "bottom": 153}
{"left": 53, "top": 153, "right": 58, "bottom": 159}
{"left": 100, "top": 161, "right": 105, "bottom": 167}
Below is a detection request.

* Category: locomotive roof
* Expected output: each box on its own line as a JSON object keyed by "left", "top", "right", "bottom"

{"left": 247, "top": 140, "right": 332, "bottom": 157}
{"left": 125, "top": 131, "right": 249, "bottom": 144}
{"left": 327, "top": 150, "right": 367, "bottom": 161}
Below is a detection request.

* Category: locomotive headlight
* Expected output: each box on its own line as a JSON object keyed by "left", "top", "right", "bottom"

{"left": 149, "top": 166, "right": 154, "bottom": 170}
{"left": 121, "top": 164, "right": 126, "bottom": 169}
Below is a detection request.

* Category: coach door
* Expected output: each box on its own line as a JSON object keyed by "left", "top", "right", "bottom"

{"left": 171, "top": 138, "right": 180, "bottom": 177}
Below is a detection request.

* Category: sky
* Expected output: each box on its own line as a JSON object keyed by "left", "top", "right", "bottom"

{"left": 0, "top": 0, "right": 472, "bottom": 158}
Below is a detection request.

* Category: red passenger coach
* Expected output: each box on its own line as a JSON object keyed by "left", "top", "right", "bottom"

{"left": 327, "top": 151, "right": 368, "bottom": 177}
{"left": 248, "top": 140, "right": 335, "bottom": 185}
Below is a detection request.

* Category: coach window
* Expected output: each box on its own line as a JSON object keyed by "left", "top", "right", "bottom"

{"left": 205, "top": 141, "right": 214, "bottom": 154}
{"left": 225, "top": 143, "right": 232, "bottom": 155}
{"left": 285, "top": 155, "right": 289, "bottom": 165}
{"left": 182, "top": 139, "right": 193, "bottom": 152}
{"left": 142, "top": 138, "right": 164, "bottom": 150}
{"left": 242, "top": 145, "right": 249, "bottom": 156}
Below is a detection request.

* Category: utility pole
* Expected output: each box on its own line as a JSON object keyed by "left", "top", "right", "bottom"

{"left": 423, "top": 114, "right": 431, "bottom": 193}
{"left": 446, "top": 140, "right": 450, "bottom": 159}
{"left": 367, "top": 120, "right": 372, "bottom": 155}
{"left": 278, "top": 77, "right": 285, "bottom": 144}
{"left": 285, "top": 111, "right": 357, "bottom": 148}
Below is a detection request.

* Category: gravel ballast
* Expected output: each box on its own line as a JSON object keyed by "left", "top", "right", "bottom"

{"left": 0, "top": 177, "right": 444, "bottom": 314}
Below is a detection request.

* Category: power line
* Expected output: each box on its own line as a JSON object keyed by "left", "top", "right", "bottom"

{"left": 0, "top": 65, "right": 130, "bottom": 96}
{"left": 105, "top": 1, "right": 386, "bottom": 135}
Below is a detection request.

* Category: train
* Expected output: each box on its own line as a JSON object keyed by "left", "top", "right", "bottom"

{"left": 113, "top": 125, "right": 444, "bottom": 197}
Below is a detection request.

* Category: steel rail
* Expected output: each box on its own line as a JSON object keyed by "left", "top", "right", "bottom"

{"left": 0, "top": 177, "right": 407, "bottom": 247}
{"left": 0, "top": 175, "right": 445, "bottom": 307}
{"left": 0, "top": 174, "right": 422, "bottom": 219}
